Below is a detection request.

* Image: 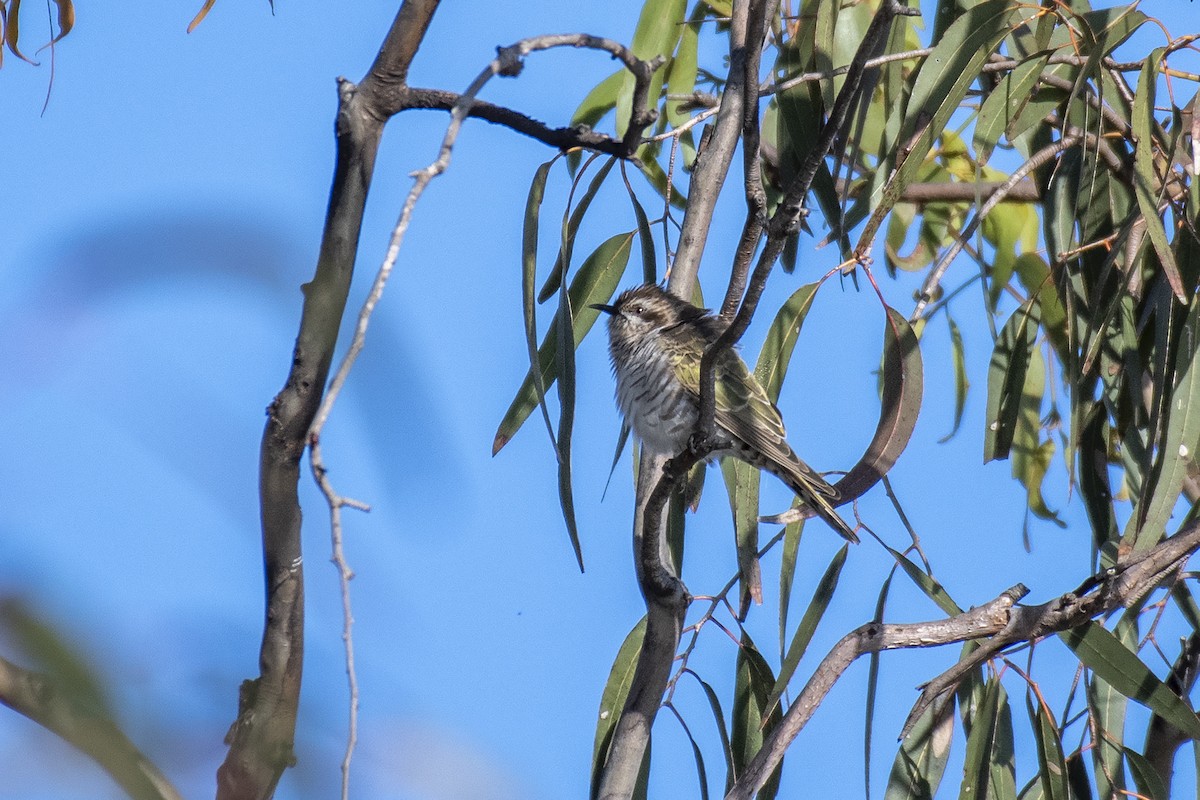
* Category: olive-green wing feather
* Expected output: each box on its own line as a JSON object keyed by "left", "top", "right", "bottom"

{"left": 672, "top": 345, "right": 856, "bottom": 541}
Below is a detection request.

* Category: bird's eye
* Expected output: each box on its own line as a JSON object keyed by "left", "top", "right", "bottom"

{"left": 631, "top": 304, "right": 644, "bottom": 315}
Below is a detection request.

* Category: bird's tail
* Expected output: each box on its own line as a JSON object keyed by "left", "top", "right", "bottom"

{"left": 776, "top": 462, "right": 859, "bottom": 544}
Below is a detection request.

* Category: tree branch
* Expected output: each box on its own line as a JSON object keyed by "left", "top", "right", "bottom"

{"left": 0, "top": 655, "right": 183, "bottom": 800}
{"left": 726, "top": 519, "right": 1200, "bottom": 799}
{"left": 218, "top": 2, "right": 444, "bottom": 797}
{"left": 598, "top": 0, "right": 766, "bottom": 793}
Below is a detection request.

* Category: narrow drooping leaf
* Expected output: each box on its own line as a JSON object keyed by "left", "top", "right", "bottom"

{"left": 755, "top": 284, "right": 820, "bottom": 403}
{"left": 722, "top": 459, "right": 763, "bottom": 614}
{"left": 601, "top": 422, "right": 632, "bottom": 502}
{"left": 591, "top": 617, "right": 647, "bottom": 800}
{"left": 1126, "top": 291, "right": 1200, "bottom": 551}
{"left": 555, "top": 280, "right": 583, "bottom": 570}
{"left": 730, "top": 634, "right": 784, "bottom": 798}
{"left": 1062, "top": 622, "right": 1200, "bottom": 739}
{"left": 539, "top": 157, "right": 618, "bottom": 302}
{"left": 884, "top": 696, "right": 955, "bottom": 800}
{"left": 1123, "top": 746, "right": 1167, "bottom": 800}
{"left": 1027, "top": 693, "right": 1070, "bottom": 800}
{"left": 767, "top": 545, "right": 849, "bottom": 714}
{"left": 1010, "top": 348, "right": 1065, "bottom": 527}
{"left": 494, "top": 231, "right": 633, "bottom": 454}
{"left": 885, "top": 544, "right": 962, "bottom": 617}
{"left": 939, "top": 314, "right": 968, "bottom": 443}
{"left": 985, "top": 301, "right": 1041, "bottom": 463}
{"left": 974, "top": 53, "right": 1052, "bottom": 165}
{"left": 521, "top": 160, "right": 560, "bottom": 454}
{"left": 670, "top": 708, "right": 710, "bottom": 800}
{"left": 778, "top": 517, "right": 804, "bottom": 660}
{"left": 958, "top": 678, "right": 1016, "bottom": 800}
{"left": 1132, "top": 47, "right": 1184, "bottom": 301}
{"left": 692, "top": 672, "right": 735, "bottom": 785}
{"left": 834, "top": 308, "right": 924, "bottom": 501}
{"left": 622, "top": 170, "right": 658, "bottom": 284}
{"left": 615, "top": 0, "right": 685, "bottom": 137}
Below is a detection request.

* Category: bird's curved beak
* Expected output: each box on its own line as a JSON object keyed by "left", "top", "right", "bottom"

{"left": 590, "top": 303, "right": 618, "bottom": 315}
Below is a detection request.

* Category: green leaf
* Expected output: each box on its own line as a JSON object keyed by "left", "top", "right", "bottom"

{"left": 754, "top": 283, "right": 820, "bottom": 403}
{"left": 1062, "top": 621, "right": 1200, "bottom": 739}
{"left": 691, "top": 672, "right": 735, "bottom": 784}
{"left": 1010, "top": 347, "right": 1065, "bottom": 526}
{"left": 1013, "top": 253, "right": 1068, "bottom": 360}
{"left": 984, "top": 301, "right": 1041, "bottom": 463}
{"left": 958, "top": 678, "right": 1016, "bottom": 800}
{"left": 885, "top": 544, "right": 962, "bottom": 617}
{"left": 778, "top": 517, "right": 803, "bottom": 660}
{"left": 1132, "top": 47, "right": 1184, "bottom": 301}
{"left": 666, "top": 9, "right": 700, "bottom": 167}
{"left": 833, "top": 307, "right": 924, "bottom": 502}
{"left": 615, "top": 0, "right": 685, "bottom": 137}
{"left": 624, "top": 174, "right": 657, "bottom": 284}
{"left": 884, "top": 696, "right": 955, "bottom": 800}
{"left": 591, "top": 617, "right": 647, "bottom": 800}
{"left": 671, "top": 708, "right": 710, "bottom": 800}
{"left": 766, "top": 545, "right": 849, "bottom": 714}
{"left": 722, "top": 459, "right": 763, "bottom": 614}
{"left": 864, "top": 0, "right": 1018, "bottom": 247}
{"left": 555, "top": 281, "right": 583, "bottom": 571}
{"left": 730, "top": 634, "right": 784, "bottom": 798}
{"left": 1027, "top": 694, "right": 1070, "bottom": 800}
{"left": 1126, "top": 291, "right": 1200, "bottom": 551}
{"left": 939, "top": 313, "right": 968, "bottom": 443}
{"left": 520, "top": 160, "right": 560, "bottom": 456}
{"left": 1123, "top": 746, "right": 1167, "bottom": 800}
{"left": 974, "top": 54, "right": 1053, "bottom": 165}
{"left": 539, "top": 157, "right": 618, "bottom": 303}
{"left": 494, "top": 232, "right": 633, "bottom": 454}
{"left": 572, "top": 69, "right": 624, "bottom": 131}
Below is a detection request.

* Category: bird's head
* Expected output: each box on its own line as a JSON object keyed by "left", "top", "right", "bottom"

{"left": 590, "top": 284, "right": 701, "bottom": 345}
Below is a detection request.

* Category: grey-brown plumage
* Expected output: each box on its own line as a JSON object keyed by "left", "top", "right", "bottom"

{"left": 591, "top": 284, "right": 857, "bottom": 543}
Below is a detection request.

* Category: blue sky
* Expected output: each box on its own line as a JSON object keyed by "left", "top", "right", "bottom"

{"left": 2, "top": 1, "right": 1198, "bottom": 798}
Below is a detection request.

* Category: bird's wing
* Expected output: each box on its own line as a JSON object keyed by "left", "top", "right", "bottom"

{"left": 673, "top": 347, "right": 837, "bottom": 500}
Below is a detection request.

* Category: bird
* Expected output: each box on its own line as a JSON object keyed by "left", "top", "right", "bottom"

{"left": 591, "top": 283, "right": 858, "bottom": 543}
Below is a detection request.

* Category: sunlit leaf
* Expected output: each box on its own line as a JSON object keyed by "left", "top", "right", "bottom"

{"left": 615, "top": 0, "right": 685, "bottom": 138}
{"left": 885, "top": 696, "right": 954, "bottom": 800}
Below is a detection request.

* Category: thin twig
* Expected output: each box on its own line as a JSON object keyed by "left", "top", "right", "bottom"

{"left": 910, "top": 132, "right": 1089, "bottom": 322}
{"left": 304, "top": 32, "right": 666, "bottom": 798}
